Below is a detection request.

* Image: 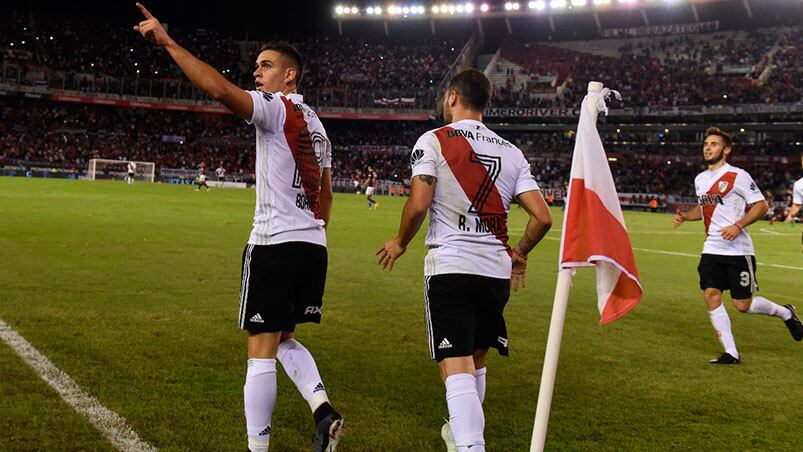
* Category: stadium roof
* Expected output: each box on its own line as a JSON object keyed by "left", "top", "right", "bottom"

{"left": 8, "top": 0, "right": 800, "bottom": 41}
{"left": 331, "top": 0, "right": 801, "bottom": 37}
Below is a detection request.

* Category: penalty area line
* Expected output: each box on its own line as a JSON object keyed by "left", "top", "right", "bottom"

{"left": 0, "top": 318, "right": 157, "bottom": 452}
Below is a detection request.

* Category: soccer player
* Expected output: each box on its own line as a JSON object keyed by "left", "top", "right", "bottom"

{"left": 784, "top": 176, "right": 802, "bottom": 252}
{"left": 215, "top": 162, "right": 226, "bottom": 181}
{"left": 133, "top": 4, "right": 344, "bottom": 451}
{"left": 673, "top": 127, "right": 803, "bottom": 364}
{"left": 195, "top": 165, "right": 210, "bottom": 191}
{"left": 127, "top": 160, "right": 137, "bottom": 184}
{"left": 376, "top": 69, "right": 553, "bottom": 451}
{"left": 365, "top": 173, "right": 378, "bottom": 209}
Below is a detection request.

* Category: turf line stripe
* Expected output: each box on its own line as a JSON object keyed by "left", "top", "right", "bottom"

{"left": 538, "top": 237, "right": 803, "bottom": 271}
{"left": 0, "top": 318, "right": 157, "bottom": 452}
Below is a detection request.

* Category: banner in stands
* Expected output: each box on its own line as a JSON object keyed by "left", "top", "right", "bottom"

{"left": 373, "top": 97, "right": 416, "bottom": 106}
{"left": 600, "top": 21, "right": 719, "bottom": 38}
{"left": 486, "top": 103, "right": 803, "bottom": 118}
{"left": 485, "top": 107, "right": 581, "bottom": 118}
{"left": 47, "top": 94, "right": 430, "bottom": 120}
{"left": 2, "top": 49, "right": 34, "bottom": 60}
{"left": 4, "top": 89, "right": 796, "bottom": 121}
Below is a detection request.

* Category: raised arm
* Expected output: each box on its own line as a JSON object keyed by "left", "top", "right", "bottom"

{"left": 133, "top": 3, "right": 253, "bottom": 120}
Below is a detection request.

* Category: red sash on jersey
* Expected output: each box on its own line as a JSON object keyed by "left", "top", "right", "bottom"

{"left": 434, "top": 127, "right": 511, "bottom": 256}
{"left": 702, "top": 171, "right": 737, "bottom": 234}
{"left": 282, "top": 97, "right": 321, "bottom": 219}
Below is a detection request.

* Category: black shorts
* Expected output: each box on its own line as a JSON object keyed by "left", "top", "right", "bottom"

{"left": 425, "top": 274, "right": 510, "bottom": 362}
{"left": 697, "top": 254, "right": 758, "bottom": 300}
{"left": 238, "top": 242, "right": 327, "bottom": 333}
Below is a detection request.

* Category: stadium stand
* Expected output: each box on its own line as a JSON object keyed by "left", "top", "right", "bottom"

{"left": 3, "top": 12, "right": 798, "bottom": 109}
{"left": 1, "top": 3, "right": 800, "bottom": 210}
{"left": 488, "top": 26, "right": 802, "bottom": 108}
{"left": 2, "top": 96, "right": 798, "bottom": 203}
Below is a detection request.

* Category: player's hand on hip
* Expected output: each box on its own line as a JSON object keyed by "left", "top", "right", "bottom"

{"left": 510, "top": 251, "right": 527, "bottom": 291}
{"left": 133, "top": 3, "right": 172, "bottom": 46}
{"left": 376, "top": 237, "right": 406, "bottom": 271}
{"left": 720, "top": 224, "right": 741, "bottom": 241}
{"left": 672, "top": 209, "right": 685, "bottom": 228}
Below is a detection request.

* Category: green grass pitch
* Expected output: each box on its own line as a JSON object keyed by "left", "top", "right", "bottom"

{"left": 1, "top": 177, "right": 801, "bottom": 451}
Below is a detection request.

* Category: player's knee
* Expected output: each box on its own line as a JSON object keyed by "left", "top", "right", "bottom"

{"left": 703, "top": 288, "right": 721, "bottom": 303}
{"left": 247, "top": 331, "right": 282, "bottom": 359}
{"left": 732, "top": 299, "right": 752, "bottom": 313}
{"left": 439, "top": 356, "right": 475, "bottom": 382}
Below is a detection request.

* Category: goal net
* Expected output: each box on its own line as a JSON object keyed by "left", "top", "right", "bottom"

{"left": 87, "top": 159, "right": 156, "bottom": 182}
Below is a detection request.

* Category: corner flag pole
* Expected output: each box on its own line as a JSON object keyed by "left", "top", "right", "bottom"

{"left": 529, "top": 268, "right": 573, "bottom": 451}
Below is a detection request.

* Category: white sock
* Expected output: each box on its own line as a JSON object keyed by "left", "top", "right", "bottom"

{"left": 244, "top": 358, "right": 276, "bottom": 452}
{"left": 748, "top": 296, "right": 792, "bottom": 320}
{"left": 708, "top": 304, "right": 739, "bottom": 359}
{"left": 445, "top": 373, "right": 485, "bottom": 452}
{"left": 277, "top": 339, "right": 329, "bottom": 413}
{"left": 475, "top": 368, "right": 487, "bottom": 404}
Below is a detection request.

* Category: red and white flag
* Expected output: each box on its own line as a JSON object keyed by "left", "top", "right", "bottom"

{"left": 559, "top": 83, "right": 642, "bottom": 324}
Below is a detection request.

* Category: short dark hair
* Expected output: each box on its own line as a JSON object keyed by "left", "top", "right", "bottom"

{"left": 447, "top": 69, "right": 492, "bottom": 112}
{"left": 260, "top": 41, "right": 304, "bottom": 87}
{"left": 706, "top": 127, "right": 732, "bottom": 149}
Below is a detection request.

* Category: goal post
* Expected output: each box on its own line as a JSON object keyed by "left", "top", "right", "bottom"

{"left": 87, "top": 159, "right": 156, "bottom": 182}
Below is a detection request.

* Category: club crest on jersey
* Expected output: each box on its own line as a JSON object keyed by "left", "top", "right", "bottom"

{"left": 718, "top": 181, "right": 729, "bottom": 192}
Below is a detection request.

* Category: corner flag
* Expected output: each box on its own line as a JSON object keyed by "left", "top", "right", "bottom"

{"left": 530, "top": 82, "right": 642, "bottom": 451}
{"left": 559, "top": 83, "right": 642, "bottom": 323}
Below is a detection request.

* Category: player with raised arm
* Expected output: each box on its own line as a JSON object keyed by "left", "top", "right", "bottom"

{"left": 673, "top": 128, "right": 803, "bottom": 364}
{"left": 376, "top": 70, "right": 553, "bottom": 452}
{"left": 784, "top": 176, "right": 802, "bottom": 252}
{"left": 133, "top": 4, "right": 343, "bottom": 451}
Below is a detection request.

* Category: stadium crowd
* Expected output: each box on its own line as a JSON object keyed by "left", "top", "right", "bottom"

{"left": 3, "top": 10, "right": 799, "bottom": 110}
{"left": 493, "top": 27, "right": 802, "bottom": 109}
{"left": 2, "top": 98, "right": 799, "bottom": 199}
{"left": 1, "top": 12, "right": 458, "bottom": 108}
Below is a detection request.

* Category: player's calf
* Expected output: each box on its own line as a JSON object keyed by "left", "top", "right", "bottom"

{"left": 444, "top": 372, "right": 485, "bottom": 451}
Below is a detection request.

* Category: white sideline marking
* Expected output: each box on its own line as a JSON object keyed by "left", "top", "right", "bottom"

{"left": 511, "top": 227, "right": 791, "bottom": 236}
{"left": 760, "top": 228, "right": 799, "bottom": 237}
{"left": 536, "top": 237, "right": 803, "bottom": 271}
{"left": 0, "top": 319, "right": 157, "bottom": 452}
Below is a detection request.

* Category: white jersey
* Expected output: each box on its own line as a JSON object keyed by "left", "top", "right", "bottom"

{"left": 411, "top": 119, "right": 540, "bottom": 279}
{"left": 792, "top": 177, "right": 803, "bottom": 205}
{"left": 245, "top": 90, "right": 332, "bottom": 246}
{"left": 127, "top": 161, "right": 136, "bottom": 173}
{"left": 695, "top": 163, "right": 765, "bottom": 256}
{"left": 216, "top": 167, "right": 225, "bottom": 178}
